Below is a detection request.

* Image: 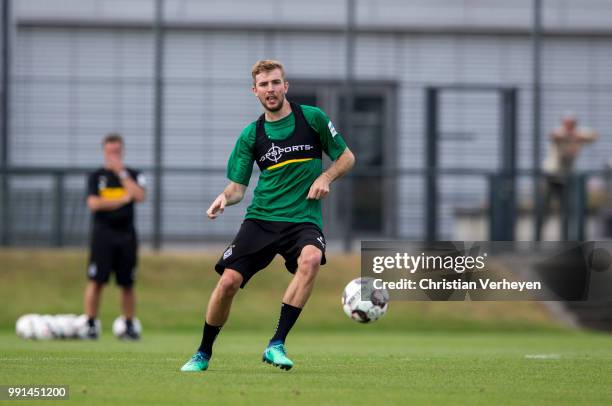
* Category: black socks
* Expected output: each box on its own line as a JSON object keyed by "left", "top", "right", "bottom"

{"left": 198, "top": 322, "right": 222, "bottom": 357}
{"left": 196, "top": 303, "right": 302, "bottom": 357}
{"left": 269, "top": 303, "right": 302, "bottom": 346}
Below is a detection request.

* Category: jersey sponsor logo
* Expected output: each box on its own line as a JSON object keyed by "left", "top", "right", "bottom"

{"left": 98, "top": 176, "right": 107, "bottom": 191}
{"left": 259, "top": 142, "right": 315, "bottom": 164}
{"left": 223, "top": 244, "right": 235, "bottom": 260}
{"left": 328, "top": 121, "right": 338, "bottom": 138}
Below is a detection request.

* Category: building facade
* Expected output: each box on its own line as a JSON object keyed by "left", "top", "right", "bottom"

{"left": 4, "top": 0, "right": 612, "bottom": 245}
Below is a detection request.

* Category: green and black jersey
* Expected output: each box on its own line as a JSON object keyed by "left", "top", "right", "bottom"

{"left": 227, "top": 103, "right": 347, "bottom": 230}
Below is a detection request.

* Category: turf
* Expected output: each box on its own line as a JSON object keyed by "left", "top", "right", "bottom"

{"left": 1, "top": 330, "right": 612, "bottom": 405}
{"left": 1, "top": 249, "right": 612, "bottom": 404}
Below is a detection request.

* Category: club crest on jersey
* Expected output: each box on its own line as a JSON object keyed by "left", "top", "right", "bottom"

{"left": 223, "top": 245, "right": 235, "bottom": 260}
{"left": 98, "top": 176, "right": 107, "bottom": 191}
{"left": 259, "top": 142, "right": 314, "bottom": 164}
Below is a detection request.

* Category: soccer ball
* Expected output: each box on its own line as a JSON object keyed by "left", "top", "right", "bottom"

{"left": 41, "top": 315, "right": 61, "bottom": 338}
{"left": 16, "top": 314, "right": 85, "bottom": 340}
{"left": 31, "top": 314, "right": 54, "bottom": 340}
{"left": 112, "top": 316, "right": 142, "bottom": 338}
{"left": 54, "top": 314, "right": 79, "bottom": 338}
{"left": 342, "top": 277, "right": 389, "bottom": 323}
{"left": 15, "top": 314, "right": 38, "bottom": 339}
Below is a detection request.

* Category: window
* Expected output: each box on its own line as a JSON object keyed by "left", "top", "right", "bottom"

{"left": 290, "top": 81, "right": 397, "bottom": 237}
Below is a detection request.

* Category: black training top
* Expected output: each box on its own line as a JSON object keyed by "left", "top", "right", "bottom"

{"left": 87, "top": 168, "right": 145, "bottom": 229}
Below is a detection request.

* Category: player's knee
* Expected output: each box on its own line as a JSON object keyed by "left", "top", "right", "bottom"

{"left": 121, "top": 286, "right": 134, "bottom": 293}
{"left": 89, "top": 281, "right": 104, "bottom": 292}
{"left": 298, "top": 247, "right": 322, "bottom": 275}
{"left": 218, "top": 271, "right": 242, "bottom": 296}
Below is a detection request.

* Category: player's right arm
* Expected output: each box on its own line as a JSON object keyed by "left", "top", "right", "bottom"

{"left": 87, "top": 195, "right": 131, "bottom": 212}
{"left": 86, "top": 171, "right": 131, "bottom": 212}
{"left": 207, "top": 182, "right": 247, "bottom": 219}
{"left": 550, "top": 127, "right": 566, "bottom": 142}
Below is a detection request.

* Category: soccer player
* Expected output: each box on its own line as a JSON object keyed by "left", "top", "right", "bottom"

{"left": 181, "top": 60, "right": 355, "bottom": 371}
{"left": 84, "top": 133, "right": 147, "bottom": 340}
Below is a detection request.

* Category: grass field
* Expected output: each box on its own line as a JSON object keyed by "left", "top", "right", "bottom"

{"left": 2, "top": 331, "right": 612, "bottom": 405}
{"left": 1, "top": 249, "right": 612, "bottom": 405}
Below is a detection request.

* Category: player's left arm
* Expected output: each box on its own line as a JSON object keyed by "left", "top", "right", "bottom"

{"left": 304, "top": 105, "right": 355, "bottom": 200}
{"left": 119, "top": 171, "right": 146, "bottom": 203}
{"left": 577, "top": 128, "right": 598, "bottom": 143}
{"left": 106, "top": 157, "right": 146, "bottom": 203}
{"left": 307, "top": 148, "right": 355, "bottom": 200}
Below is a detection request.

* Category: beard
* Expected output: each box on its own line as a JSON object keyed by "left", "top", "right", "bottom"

{"left": 259, "top": 94, "right": 285, "bottom": 112}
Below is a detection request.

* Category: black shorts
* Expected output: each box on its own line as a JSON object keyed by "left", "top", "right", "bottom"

{"left": 215, "top": 219, "right": 327, "bottom": 288}
{"left": 87, "top": 225, "right": 138, "bottom": 287}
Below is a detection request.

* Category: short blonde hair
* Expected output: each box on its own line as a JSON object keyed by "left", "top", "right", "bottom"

{"left": 251, "top": 60, "right": 286, "bottom": 85}
{"left": 102, "top": 132, "right": 124, "bottom": 147}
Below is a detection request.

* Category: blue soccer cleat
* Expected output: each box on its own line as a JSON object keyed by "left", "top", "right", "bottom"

{"left": 262, "top": 343, "right": 294, "bottom": 371}
{"left": 180, "top": 351, "right": 210, "bottom": 372}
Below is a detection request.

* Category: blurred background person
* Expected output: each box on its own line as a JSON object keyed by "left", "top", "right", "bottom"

{"left": 541, "top": 113, "right": 598, "bottom": 236}
{"left": 84, "top": 134, "right": 147, "bottom": 339}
